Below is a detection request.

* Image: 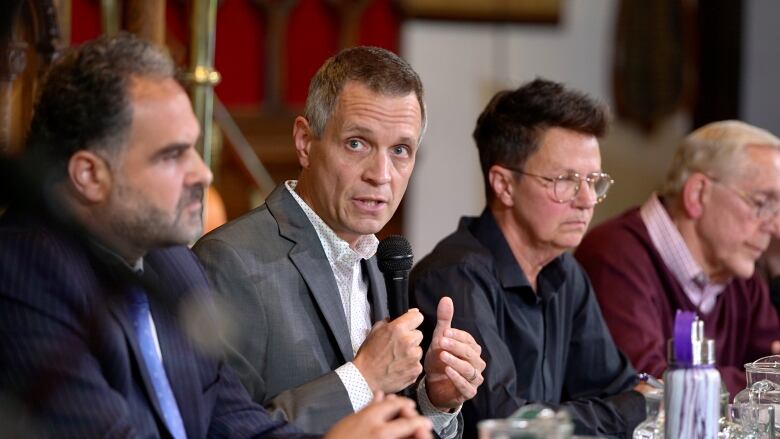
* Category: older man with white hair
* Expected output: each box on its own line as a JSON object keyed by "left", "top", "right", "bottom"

{"left": 576, "top": 120, "right": 780, "bottom": 397}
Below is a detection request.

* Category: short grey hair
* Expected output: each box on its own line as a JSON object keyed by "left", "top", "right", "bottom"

{"left": 303, "top": 46, "right": 426, "bottom": 142}
{"left": 661, "top": 120, "right": 780, "bottom": 197}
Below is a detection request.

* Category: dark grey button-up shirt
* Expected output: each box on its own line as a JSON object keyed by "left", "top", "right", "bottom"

{"left": 411, "top": 209, "right": 644, "bottom": 438}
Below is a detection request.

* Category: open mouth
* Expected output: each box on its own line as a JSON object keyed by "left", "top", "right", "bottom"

{"left": 354, "top": 198, "right": 387, "bottom": 211}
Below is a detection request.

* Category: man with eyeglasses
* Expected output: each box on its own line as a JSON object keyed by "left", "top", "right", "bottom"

{"left": 576, "top": 120, "right": 780, "bottom": 398}
{"left": 410, "top": 79, "right": 646, "bottom": 438}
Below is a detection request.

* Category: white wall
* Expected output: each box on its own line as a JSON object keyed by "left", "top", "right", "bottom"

{"left": 402, "top": 0, "right": 689, "bottom": 259}
{"left": 741, "top": 0, "right": 780, "bottom": 135}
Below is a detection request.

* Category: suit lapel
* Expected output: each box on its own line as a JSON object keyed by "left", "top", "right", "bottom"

{"left": 364, "top": 258, "right": 389, "bottom": 323}
{"left": 290, "top": 248, "right": 354, "bottom": 361}
{"left": 268, "top": 186, "right": 354, "bottom": 362}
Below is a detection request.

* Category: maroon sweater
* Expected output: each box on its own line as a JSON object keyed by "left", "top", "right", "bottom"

{"left": 575, "top": 207, "right": 780, "bottom": 397}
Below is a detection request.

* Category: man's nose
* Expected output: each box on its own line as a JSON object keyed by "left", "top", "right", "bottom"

{"left": 364, "top": 150, "right": 392, "bottom": 185}
{"left": 764, "top": 213, "right": 780, "bottom": 239}
{"left": 572, "top": 179, "right": 597, "bottom": 209}
{"left": 188, "top": 150, "right": 214, "bottom": 187}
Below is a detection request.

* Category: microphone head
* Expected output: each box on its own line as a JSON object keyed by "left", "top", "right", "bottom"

{"left": 377, "top": 235, "right": 414, "bottom": 273}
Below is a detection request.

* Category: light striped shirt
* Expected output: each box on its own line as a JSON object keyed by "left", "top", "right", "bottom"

{"left": 640, "top": 193, "right": 727, "bottom": 314}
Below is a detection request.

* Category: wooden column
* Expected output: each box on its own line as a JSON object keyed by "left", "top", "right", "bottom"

{"left": 325, "top": 0, "right": 371, "bottom": 49}
{"left": 0, "top": 0, "right": 26, "bottom": 153}
{"left": 252, "top": 0, "right": 298, "bottom": 112}
{"left": 33, "top": 0, "right": 64, "bottom": 66}
{"left": 125, "top": 0, "right": 165, "bottom": 45}
{"left": 0, "top": 42, "right": 27, "bottom": 153}
{"left": 55, "top": 0, "right": 71, "bottom": 46}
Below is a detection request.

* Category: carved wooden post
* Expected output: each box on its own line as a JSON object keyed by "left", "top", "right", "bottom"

{"left": 125, "top": 0, "right": 165, "bottom": 45}
{"left": 0, "top": 0, "right": 26, "bottom": 153}
{"left": 325, "top": 0, "right": 371, "bottom": 49}
{"left": 251, "top": 0, "right": 298, "bottom": 112}
{"left": 33, "top": 0, "right": 64, "bottom": 66}
{"left": 0, "top": 43, "right": 27, "bottom": 153}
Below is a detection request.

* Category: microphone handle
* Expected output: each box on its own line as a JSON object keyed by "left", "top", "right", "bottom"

{"left": 399, "top": 381, "right": 417, "bottom": 400}
{"left": 382, "top": 270, "right": 415, "bottom": 400}
{"left": 385, "top": 272, "right": 409, "bottom": 320}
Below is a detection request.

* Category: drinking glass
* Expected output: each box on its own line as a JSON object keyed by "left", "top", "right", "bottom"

{"left": 734, "top": 355, "right": 780, "bottom": 431}
{"left": 478, "top": 405, "right": 574, "bottom": 439}
{"left": 723, "top": 403, "right": 775, "bottom": 439}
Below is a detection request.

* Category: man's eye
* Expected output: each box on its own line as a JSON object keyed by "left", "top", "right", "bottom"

{"left": 392, "top": 145, "right": 409, "bottom": 156}
{"left": 347, "top": 140, "right": 362, "bottom": 150}
{"left": 163, "top": 149, "right": 184, "bottom": 160}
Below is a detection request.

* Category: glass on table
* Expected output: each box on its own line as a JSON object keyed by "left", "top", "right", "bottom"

{"left": 634, "top": 388, "right": 664, "bottom": 439}
{"left": 720, "top": 403, "right": 775, "bottom": 439}
{"left": 478, "top": 419, "right": 543, "bottom": 439}
{"left": 478, "top": 404, "right": 574, "bottom": 439}
{"left": 734, "top": 355, "right": 780, "bottom": 431}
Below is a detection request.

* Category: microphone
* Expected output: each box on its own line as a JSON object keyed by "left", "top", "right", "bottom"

{"left": 377, "top": 235, "right": 414, "bottom": 319}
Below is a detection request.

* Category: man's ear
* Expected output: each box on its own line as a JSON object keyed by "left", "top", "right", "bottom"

{"left": 67, "top": 150, "right": 113, "bottom": 203}
{"left": 488, "top": 165, "right": 516, "bottom": 207}
{"left": 292, "top": 116, "right": 315, "bottom": 169}
{"left": 681, "top": 173, "right": 708, "bottom": 219}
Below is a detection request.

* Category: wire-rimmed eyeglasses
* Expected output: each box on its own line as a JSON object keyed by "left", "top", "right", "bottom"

{"left": 502, "top": 165, "right": 615, "bottom": 204}
{"left": 707, "top": 175, "right": 780, "bottom": 222}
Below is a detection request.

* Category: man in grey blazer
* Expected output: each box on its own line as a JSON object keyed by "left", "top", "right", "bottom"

{"left": 194, "top": 47, "right": 485, "bottom": 436}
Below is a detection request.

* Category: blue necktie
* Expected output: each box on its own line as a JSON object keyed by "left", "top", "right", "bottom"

{"left": 127, "top": 287, "right": 187, "bottom": 439}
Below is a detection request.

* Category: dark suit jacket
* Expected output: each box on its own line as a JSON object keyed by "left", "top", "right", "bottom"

{"left": 0, "top": 208, "right": 315, "bottom": 439}
{"left": 193, "top": 185, "right": 390, "bottom": 434}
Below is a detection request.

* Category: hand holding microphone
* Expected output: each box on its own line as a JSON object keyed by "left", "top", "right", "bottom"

{"left": 356, "top": 235, "right": 485, "bottom": 411}
{"left": 353, "top": 309, "right": 424, "bottom": 394}
{"left": 353, "top": 236, "right": 422, "bottom": 394}
{"left": 377, "top": 236, "right": 486, "bottom": 410}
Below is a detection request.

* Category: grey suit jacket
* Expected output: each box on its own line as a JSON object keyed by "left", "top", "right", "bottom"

{"left": 193, "top": 185, "right": 389, "bottom": 434}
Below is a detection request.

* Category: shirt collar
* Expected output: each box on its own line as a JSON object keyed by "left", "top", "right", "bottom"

{"left": 285, "top": 180, "right": 379, "bottom": 265}
{"left": 89, "top": 238, "right": 144, "bottom": 274}
{"left": 468, "top": 208, "right": 565, "bottom": 301}
{"left": 640, "top": 193, "right": 726, "bottom": 290}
